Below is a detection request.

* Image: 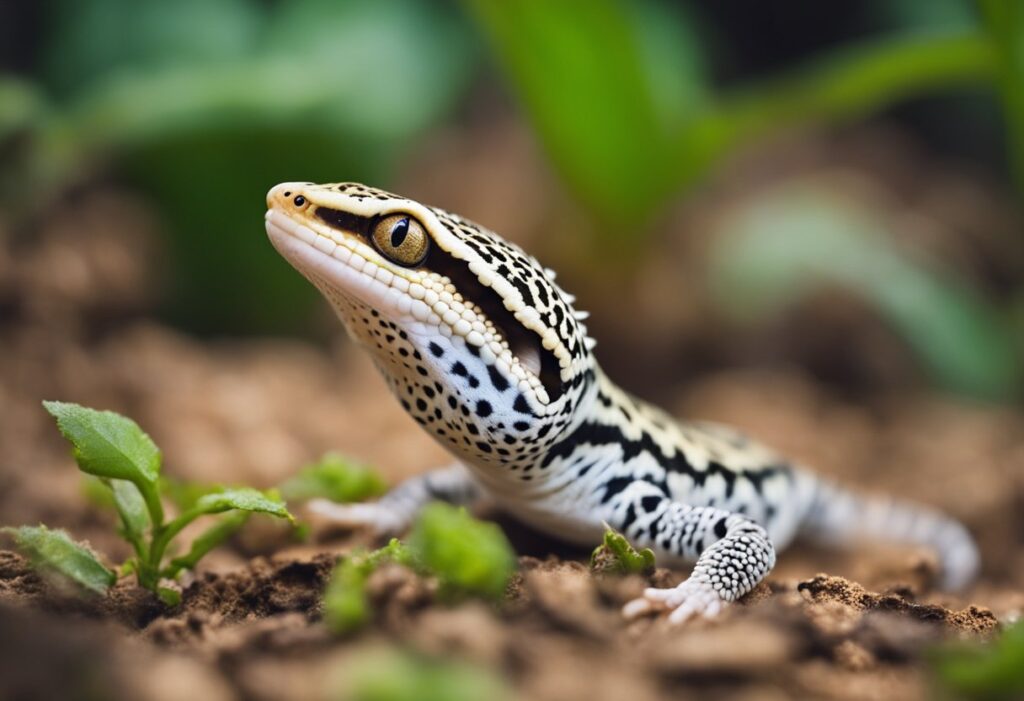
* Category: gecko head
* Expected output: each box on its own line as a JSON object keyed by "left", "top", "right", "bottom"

{"left": 265, "top": 181, "right": 596, "bottom": 467}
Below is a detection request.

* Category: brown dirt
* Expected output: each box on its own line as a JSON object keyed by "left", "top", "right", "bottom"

{"left": 1, "top": 133, "right": 1023, "bottom": 701}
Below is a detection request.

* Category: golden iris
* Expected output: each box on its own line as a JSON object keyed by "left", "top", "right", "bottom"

{"left": 371, "top": 214, "right": 429, "bottom": 267}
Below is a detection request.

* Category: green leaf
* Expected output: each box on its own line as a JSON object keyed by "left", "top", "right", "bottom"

{"left": 43, "top": 401, "right": 161, "bottom": 484}
{"left": 148, "top": 487, "right": 293, "bottom": 580}
{"left": 164, "top": 511, "right": 249, "bottom": 579}
{"left": 107, "top": 479, "right": 151, "bottom": 558}
{"left": 407, "top": 503, "right": 516, "bottom": 602}
{"left": 2, "top": 525, "right": 115, "bottom": 594}
{"left": 708, "top": 185, "right": 1022, "bottom": 401}
{"left": 280, "top": 453, "right": 387, "bottom": 504}
{"left": 191, "top": 488, "right": 294, "bottom": 521}
{"left": 44, "top": 400, "right": 165, "bottom": 527}
{"left": 591, "top": 524, "right": 656, "bottom": 575}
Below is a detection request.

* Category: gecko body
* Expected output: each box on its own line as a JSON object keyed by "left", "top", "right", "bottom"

{"left": 265, "top": 181, "right": 978, "bottom": 622}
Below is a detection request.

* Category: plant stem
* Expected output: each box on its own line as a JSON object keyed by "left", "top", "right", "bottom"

{"left": 146, "top": 506, "right": 202, "bottom": 574}
{"left": 140, "top": 484, "right": 165, "bottom": 536}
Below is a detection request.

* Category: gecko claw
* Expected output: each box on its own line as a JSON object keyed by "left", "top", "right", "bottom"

{"left": 623, "top": 578, "right": 726, "bottom": 624}
{"left": 621, "top": 597, "right": 660, "bottom": 619}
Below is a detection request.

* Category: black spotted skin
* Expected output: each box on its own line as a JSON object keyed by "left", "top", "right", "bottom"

{"left": 265, "top": 181, "right": 980, "bottom": 619}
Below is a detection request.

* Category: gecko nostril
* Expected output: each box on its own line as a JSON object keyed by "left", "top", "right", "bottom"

{"left": 283, "top": 191, "right": 291, "bottom": 197}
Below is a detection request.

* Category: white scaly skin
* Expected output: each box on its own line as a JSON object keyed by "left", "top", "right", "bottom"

{"left": 265, "top": 181, "right": 980, "bottom": 623}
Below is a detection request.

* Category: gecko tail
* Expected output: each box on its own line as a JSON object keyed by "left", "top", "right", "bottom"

{"left": 798, "top": 478, "right": 980, "bottom": 591}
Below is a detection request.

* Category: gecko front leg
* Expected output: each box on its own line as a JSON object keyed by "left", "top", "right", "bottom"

{"left": 308, "top": 463, "right": 484, "bottom": 536}
{"left": 608, "top": 481, "right": 776, "bottom": 623}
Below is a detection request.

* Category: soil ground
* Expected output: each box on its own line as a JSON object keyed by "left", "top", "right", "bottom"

{"left": 1, "top": 131, "right": 1022, "bottom": 701}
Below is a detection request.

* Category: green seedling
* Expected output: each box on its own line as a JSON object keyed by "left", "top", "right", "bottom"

{"left": 324, "top": 503, "right": 517, "bottom": 633}
{"left": 1, "top": 401, "right": 294, "bottom": 604}
{"left": 408, "top": 502, "right": 517, "bottom": 601}
{"left": 324, "top": 538, "right": 413, "bottom": 634}
{"left": 280, "top": 452, "right": 387, "bottom": 504}
{"left": 590, "top": 523, "right": 656, "bottom": 576}
{"left": 930, "top": 620, "right": 1024, "bottom": 701}
{"left": 1, "top": 525, "right": 116, "bottom": 594}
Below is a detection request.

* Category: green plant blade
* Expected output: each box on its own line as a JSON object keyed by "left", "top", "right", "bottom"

{"left": 43, "top": 401, "right": 161, "bottom": 484}
{"left": 43, "top": 400, "right": 165, "bottom": 526}
{"left": 191, "top": 488, "right": 294, "bottom": 521}
{"left": 164, "top": 511, "right": 249, "bottom": 579}
{"left": 676, "top": 32, "right": 994, "bottom": 189}
{"left": 407, "top": 503, "right": 516, "bottom": 601}
{"left": 279, "top": 453, "right": 387, "bottom": 504}
{"left": 708, "top": 186, "right": 1022, "bottom": 400}
{"left": 149, "top": 488, "right": 294, "bottom": 579}
{"left": 107, "top": 478, "right": 150, "bottom": 558}
{"left": 462, "top": 0, "right": 705, "bottom": 231}
{"left": 2, "top": 525, "right": 115, "bottom": 594}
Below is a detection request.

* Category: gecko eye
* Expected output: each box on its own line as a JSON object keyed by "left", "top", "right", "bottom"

{"left": 371, "top": 214, "right": 429, "bottom": 267}
{"left": 293, "top": 195, "right": 306, "bottom": 206}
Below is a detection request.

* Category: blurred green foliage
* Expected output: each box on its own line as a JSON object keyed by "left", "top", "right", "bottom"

{"left": 466, "top": 0, "right": 1023, "bottom": 400}
{"left": 978, "top": 0, "right": 1024, "bottom": 194}
{"left": 931, "top": 621, "right": 1024, "bottom": 700}
{"left": 280, "top": 452, "right": 387, "bottom": 505}
{"left": 324, "top": 538, "right": 413, "bottom": 634}
{"left": 324, "top": 503, "right": 516, "bottom": 633}
{"left": 3, "top": 0, "right": 478, "bottom": 332}
{"left": 462, "top": 0, "right": 1002, "bottom": 244}
{"left": 408, "top": 502, "right": 517, "bottom": 602}
{"left": 709, "top": 185, "right": 1022, "bottom": 401}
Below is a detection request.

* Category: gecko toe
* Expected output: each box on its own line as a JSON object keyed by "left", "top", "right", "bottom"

{"left": 625, "top": 578, "right": 727, "bottom": 625}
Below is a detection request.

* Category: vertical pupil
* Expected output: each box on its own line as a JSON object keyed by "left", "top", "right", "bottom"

{"left": 390, "top": 218, "right": 410, "bottom": 248}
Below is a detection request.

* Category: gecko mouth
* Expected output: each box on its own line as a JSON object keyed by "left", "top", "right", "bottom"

{"left": 266, "top": 207, "right": 564, "bottom": 401}
{"left": 429, "top": 247, "right": 564, "bottom": 401}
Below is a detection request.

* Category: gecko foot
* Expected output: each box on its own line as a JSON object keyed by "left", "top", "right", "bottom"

{"left": 622, "top": 577, "right": 726, "bottom": 624}
{"left": 306, "top": 499, "right": 409, "bottom": 535}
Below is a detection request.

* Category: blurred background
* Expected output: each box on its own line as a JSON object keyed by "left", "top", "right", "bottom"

{"left": 2, "top": 0, "right": 1022, "bottom": 399}
{"left": 2, "top": 2, "right": 1024, "bottom": 699}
